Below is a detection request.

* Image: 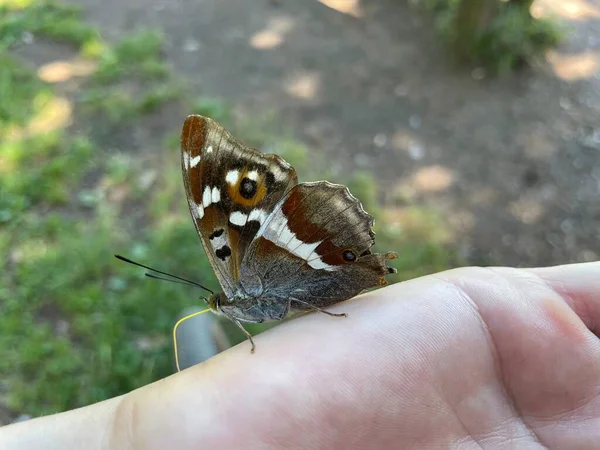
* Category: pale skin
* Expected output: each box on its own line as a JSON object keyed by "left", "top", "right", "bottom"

{"left": 1, "top": 262, "right": 599, "bottom": 449}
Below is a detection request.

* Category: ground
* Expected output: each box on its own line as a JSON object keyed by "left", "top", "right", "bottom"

{"left": 2, "top": 0, "right": 600, "bottom": 422}
{"left": 69, "top": 0, "right": 600, "bottom": 267}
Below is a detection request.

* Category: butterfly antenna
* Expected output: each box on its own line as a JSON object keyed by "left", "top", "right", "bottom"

{"left": 144, "top": 274, "right": 210, "bottom": 303}
{"left": 143, "top": 273, "right": 200, "bottom": 289}
{"left": 115, "top": 254, "right": 214, "bottom": 295}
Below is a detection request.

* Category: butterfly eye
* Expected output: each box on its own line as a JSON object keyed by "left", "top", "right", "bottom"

{"left": 342, "top": 250, "right": 357, "bottom": 262}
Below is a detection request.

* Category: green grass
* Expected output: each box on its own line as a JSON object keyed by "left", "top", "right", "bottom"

{"left": 0, "top": 53, "right": 49, "bottom": 126}
{"left": 0, "top": 1, "right": 98, "bottom": 50}
{"left": 1, "top": 0, "right": 459, "bottom": 419}
{"left": 92, "top": 29, "right": 168, "bottom": 84}
{"left": 1, "top": 213, "right": 217, "bottom": 413}
{"left": 1, "top": 132, "right": 92, "bottom": 215}
{"left": 81, "top": 28, "right": 178, "bottom": 121}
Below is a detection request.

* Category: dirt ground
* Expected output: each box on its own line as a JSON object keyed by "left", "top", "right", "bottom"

{"left": 68, "top": 0, "right": 600, "bottom": 268}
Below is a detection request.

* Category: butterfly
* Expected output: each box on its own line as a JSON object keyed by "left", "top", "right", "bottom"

{"left": 179, "top": 115, "right": 397, "bottom": 351}
{"left": 117, "top": 115, "right": 397, "bottom": 355}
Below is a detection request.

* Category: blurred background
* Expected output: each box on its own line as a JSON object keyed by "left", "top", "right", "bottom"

{"left": 1, "top": 0, "right": 599, "bottom": 423}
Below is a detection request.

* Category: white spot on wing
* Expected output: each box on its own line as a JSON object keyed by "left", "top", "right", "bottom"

{"left": 191, "top": 202, "right": 204, "bottom": 219}
{"left": 211, "top": 187, "right": 220, "bottom": 204}
{"left": 278, "top": 224, "right": 295, "bottom": 246}
{"left": 270, "top": 166, "right": 284, "bottom": 181}
{"left": 247, "top": 170, "right": 259, "bottom": 181}
{"left": 190, "top": 155, "right": 201, "bottom": 167}
{"left": 307, "top": 258, "right": 334, "bottom": 270}
{"left": 295, "top": 240, "right": 321, "bottom": 260}
{"left": 263, "top": 213, "right": 335, "bottom": 271}
{"left": 248, "top": 209, "right": 268, "bottom": 224}
{"left": 272, "top": 160, "right": 292, "bottom": 182}
{"left": 183, "top": 151, "right": 190, "bottom": 168}
{"left": 210, "top": 231, "right": 228, "bottom": 251}
{"left": 230, "top": 211, "right": 248, "bottom": 226}
{"left": 225, "top": 170, "right": 239, "bottom": 185}
{"left": 264, "top": 215, "right": 287, "bottom": 240}
{"left": 206, "top": 146, "right": 213, "bottom": 154}
{"left": 203, "top": 186, "right": 212, "bottom": 208}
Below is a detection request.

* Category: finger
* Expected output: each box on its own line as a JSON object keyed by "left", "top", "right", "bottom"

{"left": 439, "top": 263, "right": 600, "bottom": 447}
{"left": 0, "top": 397, "right": 120, "bottom": 450}
{"left": 530, "top": 262, "right": 600, "bottom": 334}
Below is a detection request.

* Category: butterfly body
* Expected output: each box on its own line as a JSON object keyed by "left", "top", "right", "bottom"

{"left": 181, "top": 115, "right": 397, "bottom": 349}
{"left": 208, "top": 291, "right": 290, "bottom": 323}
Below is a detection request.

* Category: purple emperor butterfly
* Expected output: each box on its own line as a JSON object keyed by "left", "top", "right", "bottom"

{"left": 118, "top": 115, "right": 397, "bottom": 355}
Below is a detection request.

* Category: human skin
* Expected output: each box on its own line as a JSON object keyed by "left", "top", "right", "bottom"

{"left": 1, "top": 263, "right": 599, "bottom": 449}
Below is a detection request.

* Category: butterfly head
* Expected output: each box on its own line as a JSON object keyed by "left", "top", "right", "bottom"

{"left": 206, "top": 291, "right": 225, "bottom": 313}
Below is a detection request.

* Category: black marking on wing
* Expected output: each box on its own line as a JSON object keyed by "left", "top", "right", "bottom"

{"left": 209, "top": 228, "right": 225, "bottom": 240}
{"left": 343, "top": 250, "right": 357, "bottom": 262}
{"left": 240, "top": 178, "right": 258, "bottom": 199}
{"left": 215, "top": 245, "right": 232, "bottom": 261}
{"left": 265, "top": 171, "right": 276, "bottom": 190}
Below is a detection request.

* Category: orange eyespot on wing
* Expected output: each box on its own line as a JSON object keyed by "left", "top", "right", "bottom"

{"left": 226, "top": 169, "right": 268, "bottom": 207}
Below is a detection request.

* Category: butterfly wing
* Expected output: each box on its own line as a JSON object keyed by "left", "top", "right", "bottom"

{"left": 181, "top": 115, "right": 298, "bottom": 297}
{"left": 240, "top": 181, "right": 397, "bottom": 307}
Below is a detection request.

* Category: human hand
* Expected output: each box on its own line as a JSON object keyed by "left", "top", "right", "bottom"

{"left": 1, "top": 263, "right": 599, "bottom": 449}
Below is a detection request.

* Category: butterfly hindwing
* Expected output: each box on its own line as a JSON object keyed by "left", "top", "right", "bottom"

{"left": 181, "top": 115, "right": 298, "bottom": 296}
{"left": 240, "top": 182, "right": 397, "bottom": 307}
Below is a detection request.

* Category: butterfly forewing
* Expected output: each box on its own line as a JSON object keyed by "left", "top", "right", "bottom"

{"left": 181, "top": 115, "right": 298, "bottom": 296}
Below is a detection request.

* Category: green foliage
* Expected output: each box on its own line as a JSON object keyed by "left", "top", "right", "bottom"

{"left": 417, "top": 0, "right": 462, "bottom": 38}
{"left": 138, "top": 83, "right": 181, "bottom": 113}
{"left": 79, "top": 87, "right": 135, "bottom": 122}
{"left": 476, "top": 5, "right": 563, "bottom": 73}
{"left": 0, "top": 54, "right": 48, "bottom": 126}
{"left": 93, "top": 29, "right": 168, "bottom": 84}
{"left": 0, "top": 0, "right": 97, "bottom": 50}
{"left": 81, "top": 29, "right": 177, "bottom": 122}
{"left": 415, "top": 0, "right": 563, "bottom": 74}
{"left": 1, "top": 213, "right": 216, "bottom": 414}
{"left": 0, "top": 132, "right": 93, "bottom": 215}
{"left": 81, "top": 82, "right": 181, "bottom": 122}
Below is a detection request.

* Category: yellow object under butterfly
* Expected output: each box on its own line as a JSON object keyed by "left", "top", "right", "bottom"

{"left": 172, "top": 308, "right": 211, "bottom": 372}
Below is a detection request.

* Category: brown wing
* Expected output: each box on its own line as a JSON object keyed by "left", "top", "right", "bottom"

{"left": 180, "top": 115, "right": 298, "bottom": 297}
{"left": 241, "top": 182, "right": 397, "bottom": 307}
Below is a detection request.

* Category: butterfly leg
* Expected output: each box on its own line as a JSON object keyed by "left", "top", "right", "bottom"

{"left": 315, "top": 308, "right": 347, "bottom": 318}
{"left": 309, "top": 307, "right": 347, "bottom": 318}
{"left": 291, "top": 298, "right": 348, "bottom": 318}
{"left": 233, "top": 319, "right": 256, "bottom": 353}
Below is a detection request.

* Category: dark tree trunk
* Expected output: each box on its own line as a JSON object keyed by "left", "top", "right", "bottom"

{"left": 452, "top": 0, "right": 499, "bottom": 62}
